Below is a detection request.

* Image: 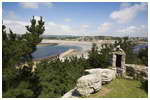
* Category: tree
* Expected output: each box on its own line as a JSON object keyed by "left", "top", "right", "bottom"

{"left": 22, "top": 16, "right": 45, "bottom": 61}
{"left": 138, "top": 47, "right": 148, "bottom": 66}
{"left": 114, "top": 37, "right": 138, "bottom": 64}
{"left": 3, "top": 16, "right": 45, "bottom": 97}
{"left": 87, "top": 43, "right": 113, "bottom": 68}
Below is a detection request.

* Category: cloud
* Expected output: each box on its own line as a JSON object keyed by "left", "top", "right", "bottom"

{"left": 4, "top": 11, "right": 19, "bottom": 20}
{"left": 3, "top": 18, "right": 92, "bottom": 36}
{"left": 97, "top": 22, "right": 112, "bottom": 33}
{"left": 3, "top": 20, "right": 29, "bottom": 34}
{"left": 81, "top": 24, "right": 89, "bottom": 29}
{"left": 116, "top": 25, "right": 148, "bottom": 37}
{"left": 34, "top": 16, "right": 41, "bottom": 21}
{"left": 19, "top": 2, "right": 53, "bottom": 9}
{"left": 110, "top": 3, "right": 147, "bottom": 23}
{"left": 120, "top": 2, "right": 131, "bottom": 9}
{"left": 19, "top": 2, "right": 39, "bottom": 9}
{"left": 45, "top": 22, "right": 76, "bottom": 35}
{"left": 3, "top": 19, "right": 148, "bottom": 37}
{"left": 64, "top": 18, "right": 71, "bottom": 22}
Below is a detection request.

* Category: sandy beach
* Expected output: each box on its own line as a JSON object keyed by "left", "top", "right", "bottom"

{"left": 40, "top": 39, "right": 116, "bottom": 59}
{"left": 41, "top": 39, "right": 93, "bottom": 52}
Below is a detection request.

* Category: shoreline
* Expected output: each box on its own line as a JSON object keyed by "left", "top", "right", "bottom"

{"left": 37, "top": 43, "right": 58, "bottom": 47}
{"left": 35, "top": 39, "right": 148, "bottom": 61}
{"left": 41, "top": 39, "right": 94, "bottom": 52}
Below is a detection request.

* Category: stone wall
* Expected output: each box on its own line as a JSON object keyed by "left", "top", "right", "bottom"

{"left": 125, "top": 64, "right": 148, "bottom": 80}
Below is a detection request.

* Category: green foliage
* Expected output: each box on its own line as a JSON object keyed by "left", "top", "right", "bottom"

{"left": 126, "top": 66, "right": 135, "bottom": 77}
{"left": 138, "top": 47, "right": 148, "bottom": 66}
{"left": 114, "top": 37, "right": 138, "bottom": 64}
{"left": 3, "top": 16, "right": 45, "bottom": 98}
{"left": 3, "top": 15, "right": 148, "bottom": 98}
{"left": 87, "top": 43, "right": 113, "bottom": 68}
{"left": 35, "top": 57, "right": 88, "bottom": 97}
{"left": 141, "top": 79, "right": 148, "bottom": 93}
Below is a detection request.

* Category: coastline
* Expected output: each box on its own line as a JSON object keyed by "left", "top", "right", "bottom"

{"left": 33, "top": 40, "right": 92, "bottom": 61}
{"left": 41, "top": 39, "right": 93, "bottom": 52}
{"left": 38, "top": 39, "right": 115, "bottom": 59}
{"left": 37, "top": 43, "right": 58, "bottom": 47}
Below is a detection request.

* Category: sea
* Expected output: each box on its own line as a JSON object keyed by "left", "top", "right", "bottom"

{"left": 32, "top": 44, "right": 82, "bottom": 59}
{"left": 32, "top": 43, "right": 148, "bottom": 59}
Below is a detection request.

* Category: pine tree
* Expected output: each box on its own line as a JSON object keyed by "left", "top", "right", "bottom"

{"left": 3, "top": 16, "right": 45, "bottom": 97}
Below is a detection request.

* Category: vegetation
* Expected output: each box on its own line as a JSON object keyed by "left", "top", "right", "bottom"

{"left": 138, "top": 47, "right": 148, "bottom": 66}
{"left": 141, "top": 79, "right": 148, "bottom": 93}
{"left": 114, "top": 37, "right": 138, "bottom": 64}
{"left": 3, "top": 16, "right": 45, "bottom": 97}
{"left": 2, "top": 16, "right": 148, "bottom": 98}
{"left": 88, "top": 78, "right": 148, "bottom": 98}
{"left": 88, "top": 43, "right": 112, "bottom": 68}
{"left": 35, "top": 57, "right": 89, "bottom": 97}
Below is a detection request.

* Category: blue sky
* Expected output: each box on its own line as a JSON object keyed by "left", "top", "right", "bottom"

{"left": 3, "top": 2, "right": 148, "bottom": 37}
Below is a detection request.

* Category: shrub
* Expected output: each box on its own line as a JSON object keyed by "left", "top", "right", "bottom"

{"left": 141, "top": 79, "right": 148, "bottom": 93}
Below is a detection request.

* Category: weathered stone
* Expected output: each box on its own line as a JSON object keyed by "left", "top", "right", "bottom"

{"left": 112, "top": 45, "right": 126, "bottom": 77}
{"left": 125, "top": 64, "right": 148, "bottom": 80}
{"left": 85, "top": 68, "right": 116, "bottom": 83}
{"left": 76, "top": 74, "right": 102, "bottom": 96}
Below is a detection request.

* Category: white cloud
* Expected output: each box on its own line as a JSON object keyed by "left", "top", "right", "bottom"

{"left": 19, "top": 2, "right": 39, "bottom": 9}
{"left": 4, "top": 11, "right": 19, "bottom": 20}
{"left": 97, "top": 22, "right": 112, "bottom": 33}
{"left": 64, "top": 18, "right": 71, "bottom": 22}
{"left": 120, "top": 3, "right": 131, "bottom": 9}
{"left": 3, "top": 19, "right": 148, "bottom": 37}
{"left": 110, "top": 3, "right": 147, "bottom": 23}
{"left": 81, "top": 24, "right": 89, "bottom": 28}
{"left": 3, "top": 20, "right": 29, "bottom": 34}
{"left": 116, "top": 25, "right": 148, "bottom": 37}
{"left": 19, "top": 2, "right": 53, "bottom": 9}
{"left": 47, "top": 22, "right": 56, "bottom": 26}
{"left": 45, "top": 22, "right": 76, "bottom": 35}
{"left": 3, "top": 19, "right": 85, "bottom": 36}
{"left": 34, "top": 16, "right": 41, "bottom": 21}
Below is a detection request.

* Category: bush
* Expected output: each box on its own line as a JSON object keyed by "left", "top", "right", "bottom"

{"left": 35, "top": 56, "right": 89, "bottom": 97}
{"left": 87, "top": 43, "right": 112, "bottom": 68}
{"left": 126, "top": 66, "right": 135, "bottom": 77}
{"left": 141, "top": 79, "right": 148, "bottom": 93}
{"left": 138, "top": 47, "right": 148, "bottom": 66}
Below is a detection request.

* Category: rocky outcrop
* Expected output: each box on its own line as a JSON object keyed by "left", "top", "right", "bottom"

{"left": 62, "top": 68, "right": 116, "bottom": 97}
{"left": 76, "top": 74, "right": 102, "bottom": 96}
{"left": 85, "top": 68, "right": 116, "bottom": 84}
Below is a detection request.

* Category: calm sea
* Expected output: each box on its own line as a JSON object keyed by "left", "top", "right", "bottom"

{"left": 32, "top": 45, "right": 82, "bottom": 59}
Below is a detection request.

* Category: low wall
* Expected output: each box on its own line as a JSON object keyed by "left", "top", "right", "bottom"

{"left": 125, "top": 64, "right": 148, "bottom": 80}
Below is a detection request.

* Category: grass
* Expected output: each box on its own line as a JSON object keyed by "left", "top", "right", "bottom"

{"left": 88, "top": 78, "right": 148, "bottom": 98}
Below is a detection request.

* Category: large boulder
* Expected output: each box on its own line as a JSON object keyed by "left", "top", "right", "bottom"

{"left": 76, "top": 74, "right": 102, "bottom": 96}
{"left": 85, "top": 68, "right": 116, "bottom": 84}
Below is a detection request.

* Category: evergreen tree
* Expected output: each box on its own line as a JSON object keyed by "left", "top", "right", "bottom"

{"left": 138, "top": 47, "right": 148, "bottom": 66}
{"left": 114, "top": 37, "right": 140, "bottom": 64}
{"left": 87, "top": 43, "right": 113, "bottom": 68}
{"left": 3, "top": 16, "right": 45, "bottom": 97}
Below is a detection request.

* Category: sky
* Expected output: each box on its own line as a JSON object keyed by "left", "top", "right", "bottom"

{"left": 2, "top": 2, "right": 148, "bottom": 37}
